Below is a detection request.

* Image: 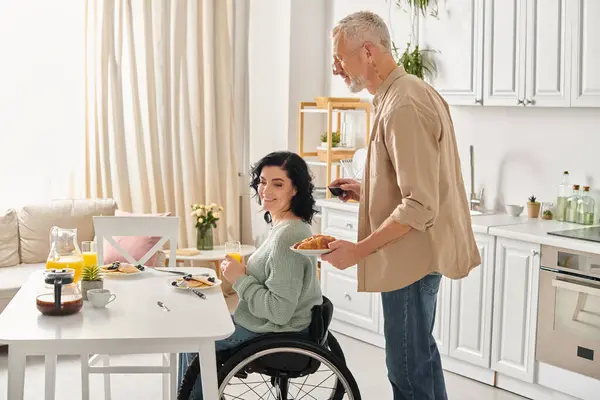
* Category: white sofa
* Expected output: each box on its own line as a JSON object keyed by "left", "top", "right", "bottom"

{"left": 0, "top": 199, "right": 118, "bottom": 313}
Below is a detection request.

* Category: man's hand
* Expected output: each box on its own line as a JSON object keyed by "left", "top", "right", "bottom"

{"left": 220, "top": 255, "right": 247, "bottom": 284}
{"left": 329, "top": 178, "right": 361, "bottom": 202}
{"left": 321, "top": 240, "right": 367, "bottom": 270}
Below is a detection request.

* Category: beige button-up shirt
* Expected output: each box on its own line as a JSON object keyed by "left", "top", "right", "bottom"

{"left": 357, "top": 66, "right": 481, "bottom": 292}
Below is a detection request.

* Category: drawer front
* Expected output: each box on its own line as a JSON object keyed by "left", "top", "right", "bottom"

{"left": 321, "top": 263, "right": 379, "bottom": 332}
{"left": 324, "top": 209, "right": 358, "bottom": 234}
{"left": 323, "top": 227, "right": 357, "bottom": 243}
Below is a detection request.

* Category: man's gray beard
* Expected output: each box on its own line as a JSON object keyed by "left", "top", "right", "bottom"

{"left": 347, "top": 76, "right": 366, "bottom": 93}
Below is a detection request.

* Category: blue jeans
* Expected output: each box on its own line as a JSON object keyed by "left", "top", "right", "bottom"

{"left": 178, "top": 318, "right": 263, "bottom": 400}
{"left": 380, "top": 273, "right": 448, "bottom": 400}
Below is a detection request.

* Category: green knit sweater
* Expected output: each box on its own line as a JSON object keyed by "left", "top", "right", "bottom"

{"left": 232, "top": 219, "right": 323, "bottom": 333}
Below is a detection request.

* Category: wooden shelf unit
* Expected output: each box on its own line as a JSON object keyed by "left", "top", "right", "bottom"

{"left": 298, "top": 99, "right": 371, "bottom": 198}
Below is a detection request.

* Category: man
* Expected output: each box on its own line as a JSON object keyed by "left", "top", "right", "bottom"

{"left": 321, "top": 11, "right": 481, "bottom": 400}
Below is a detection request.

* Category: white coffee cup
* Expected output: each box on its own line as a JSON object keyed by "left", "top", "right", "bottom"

{"left": 87, "top": 289, "right": 116, "bottom": 308}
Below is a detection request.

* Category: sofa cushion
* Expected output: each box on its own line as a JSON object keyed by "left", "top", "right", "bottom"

{"left": 0, "top": 209, "right": 19, "bottom": 268}
{"left": 0, "top": 263, "right": 46, "bottom": 300}
{"left": 18, "top": 199, "right": 118, "bottom": 264}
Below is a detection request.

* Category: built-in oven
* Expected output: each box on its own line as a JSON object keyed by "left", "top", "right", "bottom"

{"left": 537, "top": 245, "right": 600, "bottom": 380}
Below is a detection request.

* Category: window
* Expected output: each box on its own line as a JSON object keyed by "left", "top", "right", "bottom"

{"left": 0, "top": 1, "right": 85, "bottom": 208}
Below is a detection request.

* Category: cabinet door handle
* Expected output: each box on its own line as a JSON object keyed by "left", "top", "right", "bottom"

{"left": 531, "top": 250, "right": 539, "bottom": 257}
{"left": 524, "top": 99, "right": 534, "bottom": 106}
{"left": 344, "top": 293, "right": 352, "bottom": 301}
{"left": 517, "top": 99, "right": 524, "bottom": 105}
{"left": 345, "top": 222, "right": 354, "bottom": 229}
{"left": 474, "top": 99, "right": 483, "bottom": 105}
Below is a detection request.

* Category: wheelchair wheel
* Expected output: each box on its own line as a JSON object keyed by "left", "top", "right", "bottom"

{"left": 218, "top": 338, "right": 361, "bottom": 400}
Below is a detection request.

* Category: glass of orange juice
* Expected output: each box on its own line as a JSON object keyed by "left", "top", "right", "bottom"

{"left": 81, "top": 241, "right": 98, "bottom": 268}
{"left": 225, "top": 241, "right": 242, "bottom": 263}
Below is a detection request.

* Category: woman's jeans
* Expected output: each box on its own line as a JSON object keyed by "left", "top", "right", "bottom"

{"left": 380, "top": 272, "right": 448, "bottom": 400}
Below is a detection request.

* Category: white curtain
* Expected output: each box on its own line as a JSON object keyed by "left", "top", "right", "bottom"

{"left": 85, "top": 0, "right": 239, "bottom": 247}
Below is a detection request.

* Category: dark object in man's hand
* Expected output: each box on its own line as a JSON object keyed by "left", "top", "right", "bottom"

{"left": 328, "top": 186, "right": 345, "bottom": 197}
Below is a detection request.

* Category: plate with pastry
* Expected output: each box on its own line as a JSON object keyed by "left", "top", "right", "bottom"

{"left": 100, "top": 261, "right": 146, "bottom": 277}
{"left": 290, "top": 234, "right": 336, "bottom": 256}
{"left": 167, "top": 274, "right": 221, "bottom": 290}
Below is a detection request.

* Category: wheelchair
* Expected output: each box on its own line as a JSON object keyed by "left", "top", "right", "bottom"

{"left": 178, "top": 296, "right": 361, "bottom": 399}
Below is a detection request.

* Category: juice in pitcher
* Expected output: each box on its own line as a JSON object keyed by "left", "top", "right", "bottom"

{"left": 47, "top": 226, "right": 85, "bottom": 283}
{"left": 46, "top": 257, "right": 85, "bottom": 283}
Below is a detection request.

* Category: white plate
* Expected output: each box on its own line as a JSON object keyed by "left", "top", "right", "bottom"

{"left": 166, "top": 276, "right": 222, "bottom": 290}
{"left": 290, "top": 246, "right": 332, "bottom": 256}
{"left": 352, "top": 147, "right": 367, "bottom": 180}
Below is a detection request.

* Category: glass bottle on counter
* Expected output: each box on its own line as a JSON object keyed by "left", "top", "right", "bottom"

{"left": 555, "top": 171, "right": 570, "bottom": 221}
{"left": 566, "top": 184, "right": 581, "bottom": 223}
{"left": 576, "top": 186, "right": 595, "bottom": 225}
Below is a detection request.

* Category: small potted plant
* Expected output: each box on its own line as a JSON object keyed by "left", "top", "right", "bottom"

{"left": 320, "top": 131, "right": 341, "bottom": 148}
{"left": 527, "top": 195, "right": 541, "bottom": 218}
{"left": 81, "top": 265, "right": 103, "bottom": 300}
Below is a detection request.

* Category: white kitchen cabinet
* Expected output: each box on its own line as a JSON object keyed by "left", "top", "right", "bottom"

{"left": 483, "top": 0, "right": 570, "bottom": 107}
{"left": 570, "top": 0, "right": 600, "bottom": 107}
{"left": 483, "top": 0, "right": 527, "bottom": 106}
{"left": 432, "top": 276, "right": 452, "bottom": 356}
{"left": 418, "top": 0, "right": 485, "bottom": 105}
{"left": 449, "top": 233, "right": 495, "bottom": 368}
{"left": 320, "top": 262, "right": 380, "bottom": 333}
{"left": 525, "top": 0, "right": 571, "bottom": 107}
{"left": 491, "top": 237, "right": 541, "bottom": 383}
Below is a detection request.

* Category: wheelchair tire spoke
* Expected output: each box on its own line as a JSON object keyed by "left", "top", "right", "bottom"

{"left": 259, "top": 373, "right": 277, "bottom": 399}
{"left": 289, "top": 382, "right": 319, "bottom": 400}
{"left": 223, "top": 380, "right": 265, "bottom": 399}
{"left": 296, "top": 373, "right": 336, "bottom": 400}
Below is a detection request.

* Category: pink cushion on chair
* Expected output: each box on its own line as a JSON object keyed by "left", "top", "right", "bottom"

{"left": 102, "top": 210, "right": 171, "bottom": 267}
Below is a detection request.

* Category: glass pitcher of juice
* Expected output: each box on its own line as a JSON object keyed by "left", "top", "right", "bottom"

{"left": 46, "top": 226, "right": 85, "bottom": 283}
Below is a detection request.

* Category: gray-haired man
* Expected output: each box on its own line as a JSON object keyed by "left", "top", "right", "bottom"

{"left": 322, "top": 11, "right": 481, "bottom": 400}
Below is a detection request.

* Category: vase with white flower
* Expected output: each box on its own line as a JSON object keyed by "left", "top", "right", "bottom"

{"left": 191, "top": 203, "right": 223, "bottom": 250}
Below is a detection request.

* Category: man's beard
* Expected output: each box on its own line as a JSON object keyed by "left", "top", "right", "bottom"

{"left": 347, "top": 74, "right": 366, "bottom": 93}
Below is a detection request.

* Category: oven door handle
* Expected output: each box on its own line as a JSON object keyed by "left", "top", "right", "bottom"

{"left": 552, "top": 278, "right": 600, "bottom": 297}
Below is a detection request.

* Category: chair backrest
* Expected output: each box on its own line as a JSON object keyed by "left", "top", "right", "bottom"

{"left": 93, "top": 216, "right": 179, "bottom": 267}
{"left": 309, "top": 296, "right": 334, "bottom": 344}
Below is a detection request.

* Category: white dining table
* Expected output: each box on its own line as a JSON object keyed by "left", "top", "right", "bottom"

{"left": 0, "top": 267, "right": 235, "bottom": 400}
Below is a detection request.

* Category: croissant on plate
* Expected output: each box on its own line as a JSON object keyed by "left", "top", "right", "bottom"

{"left": 294, "top": 234, "right": 336, "bottom": 250}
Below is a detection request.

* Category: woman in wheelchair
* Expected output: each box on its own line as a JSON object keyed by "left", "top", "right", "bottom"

{"left": 178, "top": 152, "right": 360, "bottom": 399}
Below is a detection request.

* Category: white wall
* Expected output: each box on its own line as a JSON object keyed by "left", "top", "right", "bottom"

{"left": 0, "top": 0, "right": 85, "bottom": 208}
{"left": 245, "top": 0, "right": 328, "bottom": 244}
{"left": 450, "top": 106, "right": 600, "bottom": 213}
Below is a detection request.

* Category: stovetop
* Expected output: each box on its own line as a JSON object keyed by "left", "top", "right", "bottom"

{"left": 548, "top": 226, "right": 600, "bottom": 243}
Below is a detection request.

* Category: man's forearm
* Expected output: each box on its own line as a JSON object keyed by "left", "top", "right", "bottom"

{"left": 357, "top": 216, "right": 412, "bottom": 258}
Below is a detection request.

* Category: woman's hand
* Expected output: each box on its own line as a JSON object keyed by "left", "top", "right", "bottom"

{"left": 221, "top": 255, "right": 247, "bottom": 283}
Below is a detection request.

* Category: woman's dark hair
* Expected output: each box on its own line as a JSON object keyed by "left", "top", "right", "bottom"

{"left": 250, "top": 151, "right": 318, "bottom": 224}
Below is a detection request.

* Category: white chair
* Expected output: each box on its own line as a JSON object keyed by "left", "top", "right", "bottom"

{"left": 81, "top": 215, "right": 180, "bottom": 400}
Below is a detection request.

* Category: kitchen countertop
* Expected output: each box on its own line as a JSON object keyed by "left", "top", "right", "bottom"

{"left": 316, "top": 198, "right": 530, "bottom": 234}
{"left": 489, "top": 219, "right": 600, "bottom": 254}
{"left": 317, "top": 198, "right": 600, "bottom": 254}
